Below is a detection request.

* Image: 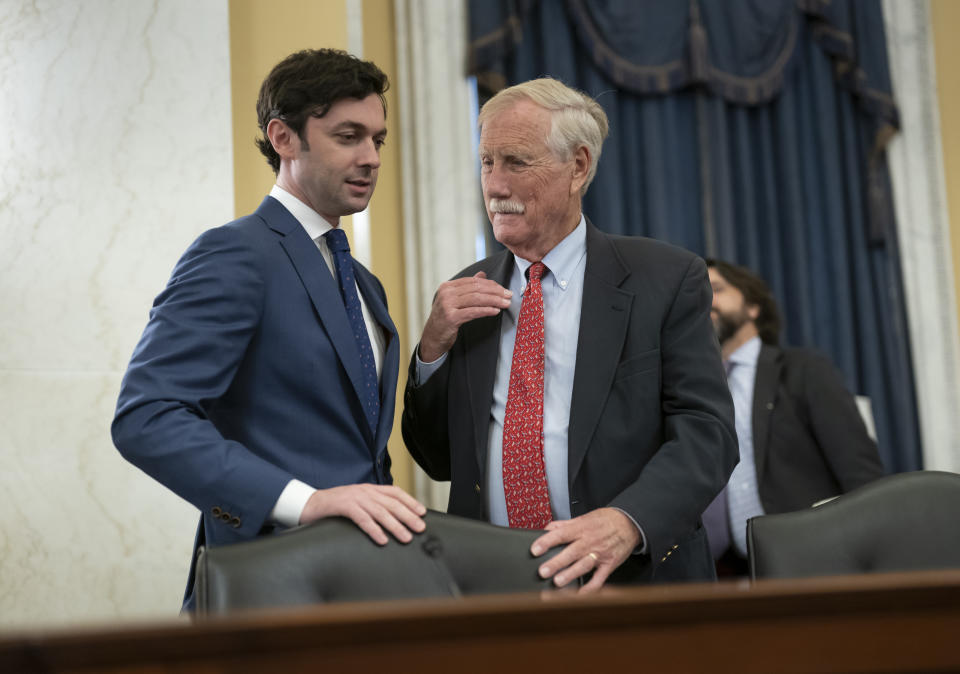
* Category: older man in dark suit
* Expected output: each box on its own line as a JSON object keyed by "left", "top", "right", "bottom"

{"left": 402, "top": 78, "right": 737, "bottom": 590}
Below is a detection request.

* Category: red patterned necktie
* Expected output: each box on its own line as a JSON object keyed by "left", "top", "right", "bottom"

{"left": 502, "top": 261, "right": 552, "bottom": 529}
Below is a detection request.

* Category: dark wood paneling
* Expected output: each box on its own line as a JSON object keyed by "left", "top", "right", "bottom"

{"left": 3, "top": 569, "right": 960, "bottom": 673}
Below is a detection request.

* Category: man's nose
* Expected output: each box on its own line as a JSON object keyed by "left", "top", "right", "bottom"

{"left": 483, "top": 164, "right": 510, "bottom": 197}
{"left": 359, "top": 139, "right": 381, "bottom": 168}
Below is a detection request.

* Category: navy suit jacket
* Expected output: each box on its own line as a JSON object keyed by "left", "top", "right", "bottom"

{"left": 402, "top": 221, "right": 738, "bottom": 583}
{"left": 112, "top": 196, "right": 399, "bottom": 605}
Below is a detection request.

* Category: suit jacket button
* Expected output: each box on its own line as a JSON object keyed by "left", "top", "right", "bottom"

{"left": 766, "top": 402, "right": 774, "bottom": 410}
{"left": 474, "top": 482, "right": 481, "bottom": 493}
{"left": 212, "top": 506, "right": 222, "bottom": 516}
{"left": 230, "top": 517, "right": 241, "bottom": 528}
{"left": 220, "top": 512, "right": 231, "bottom": 522}
{"left": 661, "top": 556, "right": 667, "bottom": 562}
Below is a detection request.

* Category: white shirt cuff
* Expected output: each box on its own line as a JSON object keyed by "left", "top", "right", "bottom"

{"left": 414, "top": 348, "right": 448, "bottom": 385}
{"left": 270, "top": 479, "right": 317, "bottom": 528}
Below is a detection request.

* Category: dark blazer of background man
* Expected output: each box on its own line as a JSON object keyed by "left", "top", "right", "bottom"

{"left": 703, "top": 259, "right": 884, "bottom": 574}
{"left": 402, "top": 78, "right": 737, "bottom": 591}
{"left": 112, "top": 49, "right": 425, "bottom": 608}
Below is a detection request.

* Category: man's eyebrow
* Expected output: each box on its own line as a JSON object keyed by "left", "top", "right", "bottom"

{"left": 478, "top": 145, "right": 529, "bottom": 157}
{"left": 330, "top": 121, "right": 387, "bottom": 136}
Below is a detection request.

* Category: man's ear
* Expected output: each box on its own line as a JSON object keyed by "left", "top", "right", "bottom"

{"left": 266, "top": 118, "right": 298, "bottom": 160}
{"left": 747, "top": 303, "right": 760, "bottom": 321}
{"left": 570, "top": 145, "right": 590, "bottom": 196}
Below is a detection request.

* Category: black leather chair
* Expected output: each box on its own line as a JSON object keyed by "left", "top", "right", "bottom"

{"left": 195, "top": 510, "right": 564, "bottom": 615}
{"left": 747, "top": 470, "right": 960, "bottom": 580}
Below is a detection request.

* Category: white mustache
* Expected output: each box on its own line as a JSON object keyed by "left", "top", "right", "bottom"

{"left": 488, "top": 199, "right": 525, "bottom": 214}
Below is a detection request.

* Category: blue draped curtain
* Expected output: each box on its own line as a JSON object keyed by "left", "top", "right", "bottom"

{"left": 468, "top": 0, "right": 920, "bottom": 473}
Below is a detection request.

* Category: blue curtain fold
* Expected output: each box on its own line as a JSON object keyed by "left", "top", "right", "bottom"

{"left": 467, "top": 0, "right": 921, "bottom": 473}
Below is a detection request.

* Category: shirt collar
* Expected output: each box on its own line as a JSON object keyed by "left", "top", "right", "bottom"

{"left": 270, "top": 184, "right": 339, "bottom": 240}
{"left": 727, "top": 335, "right": 762, "bottom": 369}
{"left": 513, "top": 214, "right": 587, "bottom": 291}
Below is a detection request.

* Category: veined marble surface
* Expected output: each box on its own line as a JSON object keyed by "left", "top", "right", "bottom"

{"left": 0, "top": 0, "right": 233, "bottom": 627}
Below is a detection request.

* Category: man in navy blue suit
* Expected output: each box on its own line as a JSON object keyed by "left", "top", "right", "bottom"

{"left": 112, "top": 49, "right": 425, "bottom": 609}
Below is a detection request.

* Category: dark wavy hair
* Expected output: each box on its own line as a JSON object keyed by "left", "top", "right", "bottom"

{"left": 705, "top": 259, "right": 782, "bottom": 345}
{"left": 255, "top": 49, "right": 389, "bottom": 174}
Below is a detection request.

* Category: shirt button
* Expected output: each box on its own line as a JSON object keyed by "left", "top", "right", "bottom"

{"left": 560, "top": 280, "right": 568, "bottom": 288}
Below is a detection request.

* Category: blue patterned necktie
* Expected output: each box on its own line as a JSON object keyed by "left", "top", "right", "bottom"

{"left": 323, "top": 228, "right": 380, "bottom": 432}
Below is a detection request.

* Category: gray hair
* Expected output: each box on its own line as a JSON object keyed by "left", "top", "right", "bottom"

{"left": 477, "top": 77, "right": 610, "bottom": 195}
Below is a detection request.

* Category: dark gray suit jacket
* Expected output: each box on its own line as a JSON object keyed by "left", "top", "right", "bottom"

{"left": 402, "top": 221, "right": 738, "bottom": 583}
{"left": 752, "top": 344, "right": 885, "bottom": 513}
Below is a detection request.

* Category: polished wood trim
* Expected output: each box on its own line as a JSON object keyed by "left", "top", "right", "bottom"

{"left": 3, "top": 569, "right": 960, "bottom": 672}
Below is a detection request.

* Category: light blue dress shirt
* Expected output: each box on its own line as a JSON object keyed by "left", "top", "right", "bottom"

{"left": 725, "top": 335, "right": 765, "bottom": 556}
{"left": 417, "top": 217, "right": 587, "bottom": 526}
{"left": 485, "top": 218, "right": 587, "bottom": 525}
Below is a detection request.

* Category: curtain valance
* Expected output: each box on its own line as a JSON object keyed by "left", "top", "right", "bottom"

{"left": 471, "top": 0, "right": 898, "bottom": 130}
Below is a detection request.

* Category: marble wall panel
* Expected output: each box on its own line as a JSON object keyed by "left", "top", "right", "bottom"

{"left": 0, "top": 0, "right": 233, "bottom": 628}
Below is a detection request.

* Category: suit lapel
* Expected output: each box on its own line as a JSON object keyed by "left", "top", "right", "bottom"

{"left": 257, "top": 197, "right": 375, "bottom": 446}
{"left": 752, "top": 344, "right": 781, "bottom": 480}
{"left": 461, "top": 251, "right": 514, "bottom": 476}
{"left": 354, "top": 267, "right": 399, "bottom": 450}
{"left": 568, "top": 222, "right": 633, "bottom": 485}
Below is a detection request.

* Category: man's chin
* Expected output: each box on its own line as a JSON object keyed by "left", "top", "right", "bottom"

{"left": 493, "top": 233, "right": 542, "bottom": 261}
{"left": 491, "top": 217, "right": 526, "bottom": 241}
{"left": 342, "top": 197, "right": 373, "bottom": 215}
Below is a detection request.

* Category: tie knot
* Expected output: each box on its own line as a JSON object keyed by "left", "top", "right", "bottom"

{"left": 324, "top": 227, "right": 350, "bottom": 254}
{"left": 527, "top": 261, "right": 546, "bottom": 282}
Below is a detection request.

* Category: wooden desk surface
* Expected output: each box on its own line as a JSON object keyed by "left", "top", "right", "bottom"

{"left": 3, "top": 568, "right": 960, "bottom": 672}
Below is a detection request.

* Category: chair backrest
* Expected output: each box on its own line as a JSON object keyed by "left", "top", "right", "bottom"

{"left": 747, "top": 471, "right": 960, "bottom": 580}
{"left": 195, "top": 510, "right": 563, "bottom": 615}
